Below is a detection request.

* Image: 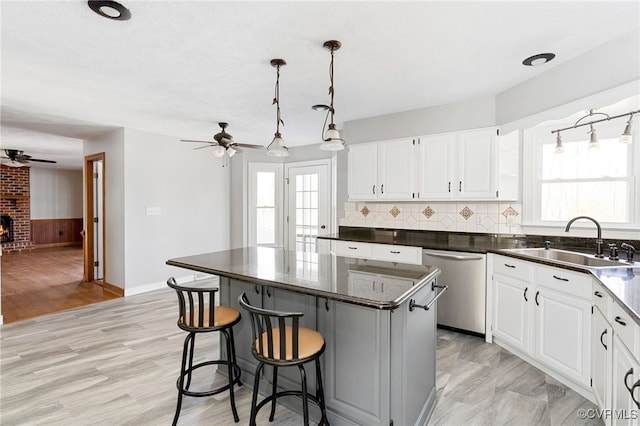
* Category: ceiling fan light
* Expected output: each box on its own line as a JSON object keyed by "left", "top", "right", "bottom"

{"left": 227, "top": 147, "right": 237, "bottom": 158}
{"left": 4, "top": 160, "right": 25, "bottom": 167}
{"left": 267, "top": 133, "right": 289, "bottom": 157}
{"left": 212, "top": 145, "right": 225, "bottom": 158}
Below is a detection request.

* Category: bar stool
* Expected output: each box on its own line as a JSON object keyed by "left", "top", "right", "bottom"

{"left": 167, "top": 277, "right": 242, "bottom": 425}
{"left": 238, "top": 292, "right": 329, "bottom": 426}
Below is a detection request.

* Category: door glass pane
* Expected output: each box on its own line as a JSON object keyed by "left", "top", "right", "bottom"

{"left": 293, "top": 172, "right": 320, "bottom": 257}
{"left": 256, "top": 207, "right": 275, "bottom": 245}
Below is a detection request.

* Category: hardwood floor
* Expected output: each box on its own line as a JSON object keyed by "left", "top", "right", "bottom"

{"left": 1, "top": 246, "right": 120, "bottom": 323}
{"left": 0, "top": 286, "right": 601, "bottom": 425}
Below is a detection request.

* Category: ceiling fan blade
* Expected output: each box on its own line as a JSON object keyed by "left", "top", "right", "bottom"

{"left": 26, "top": 158, "right": 57, "bottom": 163}
{"left": 193, "top": 145, "right": 215, "bottom": 150}
{"left": 181, "top": 139, "right": 214, "bottom": 144}
{"left": 234, "top": 143, "right": 264, "bottom": 149}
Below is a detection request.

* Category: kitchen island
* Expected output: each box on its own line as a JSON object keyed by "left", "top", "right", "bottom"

{"left": 167, "top": 247, "right": 441, "bottom": 426}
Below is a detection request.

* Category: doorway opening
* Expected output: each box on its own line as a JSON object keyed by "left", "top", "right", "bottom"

{"left": 83, "top": 153, "right": 113, "bottom": 293}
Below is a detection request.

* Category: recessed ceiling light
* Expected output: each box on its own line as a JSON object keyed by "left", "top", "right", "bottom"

{"left": 522, "top": 53, "right": 555, "bottom": 66}
{"left": 87, "top": 0, "right": 131, "bottom": 21}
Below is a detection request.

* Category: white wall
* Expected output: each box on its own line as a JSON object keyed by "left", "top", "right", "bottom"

{"left": 123, "top": 128, "right": 231, "bottom": 293}
{"left": 30, "top": 168, "right": 83, "bottom": 219}
{"left": 84, "top": 128, "right": 126, "bottom": 289}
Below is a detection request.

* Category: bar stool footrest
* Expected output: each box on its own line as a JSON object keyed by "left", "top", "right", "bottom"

{"left": 177, "top": 360, "right": 242, "bottom": 398}
{"left": 254, "top": 390, "right": 327, "bottom": 423}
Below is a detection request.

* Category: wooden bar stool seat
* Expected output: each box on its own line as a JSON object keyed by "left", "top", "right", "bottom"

{"left": 239, "top": 292, "right": 329, "bottom": 426}
{"left": 167, "top": 277, "right": 242, "bottom": 425}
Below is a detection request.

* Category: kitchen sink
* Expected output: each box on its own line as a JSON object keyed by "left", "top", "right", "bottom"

{"left": 504, "top": 248, "right": 635, "bottom": 268}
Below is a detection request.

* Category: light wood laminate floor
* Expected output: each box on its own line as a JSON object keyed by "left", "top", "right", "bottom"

{"left": 1, "top": 246, "right": 120, "bottom": 323}
{"left": 1, "top": 288, "right": 600, "bottom": 425}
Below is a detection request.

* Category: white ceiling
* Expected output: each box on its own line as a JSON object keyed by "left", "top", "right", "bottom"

{"left": 1, "top": 1, "right": 639, "bottom": 169}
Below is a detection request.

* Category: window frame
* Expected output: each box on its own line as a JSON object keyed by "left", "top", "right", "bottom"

{"left": 523, "top": 120, "right": 639, "bottom": 235}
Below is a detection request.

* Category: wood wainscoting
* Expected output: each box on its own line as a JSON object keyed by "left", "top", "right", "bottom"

{"left": 31, "top": 218, "right": 83, "bottom": 248}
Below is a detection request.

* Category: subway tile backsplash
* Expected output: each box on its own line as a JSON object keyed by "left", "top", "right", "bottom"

{"left": 340, "top": 202, "right": 523, "bottom": 234}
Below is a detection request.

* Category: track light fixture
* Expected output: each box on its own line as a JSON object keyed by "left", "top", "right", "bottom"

{"left": 319, "top": 40, "right": 345, "bottom": 151}
{"left": 267, "top": 59, "right": 289, "bottom": 157}
{"left": 551, "top": 108, "right": 639, "bottom": 151}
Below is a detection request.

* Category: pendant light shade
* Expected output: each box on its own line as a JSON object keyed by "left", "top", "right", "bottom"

{"left": 619, "top": 115, "right": 633, "bottom": 144}
{"left": 554, "top": 132, "right": 565, "bottom": 154}
{"left": 588, "top": 124, "right": 599, "bottom": 150}
{"left": 319, "top": 40, "right": 345, "bottom": 151}
{"left": 267, "top": 59, "right": 289, "bottom": 157}
{"left": 211, "top": 145, "right": 226, "bottom": 158}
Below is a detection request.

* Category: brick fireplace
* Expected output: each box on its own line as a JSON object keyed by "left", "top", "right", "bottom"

{"left": 1, "top": 164, "right": 34, "bottom": 252}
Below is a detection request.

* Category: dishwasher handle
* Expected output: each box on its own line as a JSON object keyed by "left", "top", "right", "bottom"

{"left": 423, "top": 251, "right": 484, "bottom": 261}
{"left": 409, "top": 284, "right": 448, "bottom": 312}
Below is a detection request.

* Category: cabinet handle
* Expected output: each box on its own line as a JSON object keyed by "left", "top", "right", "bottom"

{"left": 631, "top": 379, "right": 640, "bottom": 409}
{"left": 535, "top": 291, "right": 540, "bottom": 306}
{"left": 523, "top": 287, "right": 528, "bottom": 302}
{"left": 372, "top": 281, "right": 376, "bottom": 291}
{"left": 552, "top": 275, "right": 569, "bottom": 282}
{"left": 381, "top": 184, "right": 384, "bottom": 194}
{"left": 254, "top": 284, "right": 260, "bottom": 295}
{"left": 459, "top": 181, "right": 462, "bottom": 192}
{"left": 600, "top": 329, "right": 607, "bottom": 350}
{"left": 372, "top": 185, "right": 375, "bottom": 194}
{"left": 624, "top": 368, "right": 634, "bottom": 393}
{"left": 594, "top": 291, "right": 603, "bottom": 298}
{"left": 381, "top": 282, "right": 384, "bottom": 292}
{"left": 448, "top": 182, "right": 451, "bottom": 193}
{"left": 615, "top": 316, "right": 627, "bottom": 326}
{"left": 390, "top": 250, "right": 401, "bottom": 254}
{"left": 348, "top": 246, "right": 358, "bottom": 250}
{"left": 266, "top": 288, "right": 271, "bottom": 298}
{"left": 504, "top": 263, "right": 516, "bottom": 268}
{"left": 325, "top": 299, "right": 329, "bottom": 312}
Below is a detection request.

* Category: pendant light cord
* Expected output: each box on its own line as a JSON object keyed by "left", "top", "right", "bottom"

{"left": 328, "top": 48, "right": 335, "bottom": 125}
{"left": 274, "top": 64, "right": 283, "bottom": 134}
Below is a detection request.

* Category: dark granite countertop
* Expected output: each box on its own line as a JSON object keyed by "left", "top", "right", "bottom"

{"left": 166, "top": 247, "right": 440, "bottom": 310}
{"left": 321, "top": 227, "right": 640, "bottom": 326}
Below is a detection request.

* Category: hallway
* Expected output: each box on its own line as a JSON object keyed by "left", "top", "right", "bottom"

{"left": 1, "top": 246, "right": 119, "bottom": 323}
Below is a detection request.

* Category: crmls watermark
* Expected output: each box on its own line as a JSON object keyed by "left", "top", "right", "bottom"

{"left": 577, "top": 408, "right": 639, "bottom": 420}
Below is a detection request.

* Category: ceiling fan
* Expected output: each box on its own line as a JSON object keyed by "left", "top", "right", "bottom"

{"left": 181, "top": 122, "right": 263, "bottom": 158}
{"left": 1, "top": 149, "right": 57, "bottom": 167}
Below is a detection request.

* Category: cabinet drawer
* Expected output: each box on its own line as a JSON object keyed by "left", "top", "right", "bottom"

{"left": 611, "top": 300, "right": 638, "bottom": 355}
{"left": 592, "top": 281, "right": 611, "bottom": 317}
{"left": 371, "top": 244, "right": 422, "bottom": 265}
{"left": 333, "top": 241, "right": 373, "bottom": 259}
{"left": 536, "top": 265, "right": 591, "bottom": 299}
{"left": 494, "top": 256, "right": 532, "bottom": 281}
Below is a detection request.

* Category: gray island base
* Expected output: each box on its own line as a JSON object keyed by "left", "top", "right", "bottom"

{"left": 167, "top": 247, "right": 442, "bottom": 426}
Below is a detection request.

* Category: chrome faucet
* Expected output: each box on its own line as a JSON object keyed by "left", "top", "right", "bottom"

{"left": 564, "top": 216, "right": 604, "bottom": 258}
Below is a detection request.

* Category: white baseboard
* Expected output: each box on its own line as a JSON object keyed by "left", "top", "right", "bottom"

{"left": 124, "top": 274, "right": 219, "bottom": 297}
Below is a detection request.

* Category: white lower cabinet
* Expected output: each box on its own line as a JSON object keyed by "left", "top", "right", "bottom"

{"left": 592, "top": 305, "right": 611, "bottom": 419}
{"left": 332, "top": 240, "right": 422, "bottom": 265}
{"left": 491, "top": 255, "right": 592, "bottom": 394}
{"left": 534, "top": 286, "right": 591, "bottom": 386}
{"left": 612, "top": 335, "right": 640, "bottom": 425}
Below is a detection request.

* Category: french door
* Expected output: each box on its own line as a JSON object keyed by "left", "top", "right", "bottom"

{"left": 285, "top": 162, "right": 330, "bottom": 255}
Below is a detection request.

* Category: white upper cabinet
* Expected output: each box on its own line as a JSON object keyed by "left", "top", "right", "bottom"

{"left": 348, "top": 143, "right": 378, "bottom": 200}
{"left": 415, "top": 127, "right": 519, "bottom": 201}
{"left": 348, "top": 138, "right": 415, "bottom": 201}
{"left": 416, "top": 133, "right": 454, "bottom": 199}
{"left": 348, "top": 127, "right": 519, "bottom": 201}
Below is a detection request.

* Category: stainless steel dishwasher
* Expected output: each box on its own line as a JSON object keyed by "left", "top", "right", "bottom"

{"left": 422, "top": 249, "right": 486, "bottom": 336}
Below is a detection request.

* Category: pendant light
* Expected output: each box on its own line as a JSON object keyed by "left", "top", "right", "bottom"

{"left": 554, "top": 132, "right": 565, "bottom": 154}
{"left": 619, "top": 114, "right": 634, "bottom": 144}
{"left": 266, "top": 59, "right": 289, "bottom": 157}
{"left": 587, "top": 123, "right": 600, "bottom": 150}
{"left": 319, "top": 40, "right": 345, "bottom": 151}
